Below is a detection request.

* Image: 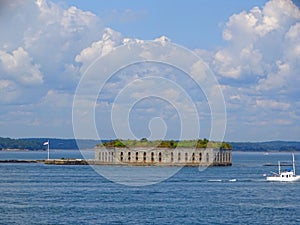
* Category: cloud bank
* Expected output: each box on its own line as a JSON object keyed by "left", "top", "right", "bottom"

{"left": 201, "top": 0, "right": 300, "bottom": 140}
{"left": 0, "top": 0, "right": 299, "bottom": 141}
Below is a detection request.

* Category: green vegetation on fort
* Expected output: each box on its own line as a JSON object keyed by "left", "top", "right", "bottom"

{"left": 97, "top": 138, "right": 232, "bottom": 149}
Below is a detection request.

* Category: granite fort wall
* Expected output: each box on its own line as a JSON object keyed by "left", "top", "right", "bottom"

{"left": 94, "top": 147, "right": 232, "bottom": 166}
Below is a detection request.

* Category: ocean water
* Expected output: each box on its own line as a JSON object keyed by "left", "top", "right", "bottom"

{"left": 0, "top": 151, "right": 299, "bottom": 225}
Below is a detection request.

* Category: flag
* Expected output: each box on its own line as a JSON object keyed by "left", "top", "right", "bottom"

{"left": 43, "top": 141, "right": 49, "bottom": 145}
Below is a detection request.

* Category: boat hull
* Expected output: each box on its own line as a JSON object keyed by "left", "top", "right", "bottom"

{"left": 266, "top": 176, "right": 300, "bottom": 182}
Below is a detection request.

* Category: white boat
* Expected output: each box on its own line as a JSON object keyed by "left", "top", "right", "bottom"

{"left": 266, "top": 153, "right": 300, "bottom": 182}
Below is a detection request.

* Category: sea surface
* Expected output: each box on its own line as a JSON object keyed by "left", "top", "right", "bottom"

{"left": 0, "top": 150, "right": 299, "bottom": 225}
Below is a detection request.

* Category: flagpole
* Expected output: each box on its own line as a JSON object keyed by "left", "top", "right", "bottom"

{"left": 47, "top": 140, "right": 50, "bottom": 160}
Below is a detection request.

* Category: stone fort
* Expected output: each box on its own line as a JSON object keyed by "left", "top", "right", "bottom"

{"left": 95, "top": 147, "right": 232, "bottom": 166}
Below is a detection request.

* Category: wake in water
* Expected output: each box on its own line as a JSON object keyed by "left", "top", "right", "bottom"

{"left": 208, "top": 179, "right": 237, "bottom": 182}
{"left": 206, "top": 178, "right": 273, "bottom": 183}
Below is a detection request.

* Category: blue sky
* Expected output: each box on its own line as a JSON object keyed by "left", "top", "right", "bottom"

{"left": 52, "top": 0, "right": 269, "bottom": 49}
{"left": 0, "top": 0, "right": 300, "bottom": 141}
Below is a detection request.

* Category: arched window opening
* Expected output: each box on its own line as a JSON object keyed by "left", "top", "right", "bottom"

{"left": 143, "top": 152, "right": 146, "bottom": 162}
{"left": 128, "top": 152, "right": 131, "bottom": 161}
{"left": 158, "top": 152, "right": 162, "bottom": 162}
{"left": 151, "top": 152, "right": 154, "bottom": 162}
{"left": 171, "top": 152, "right": 174, "bottom": 162}
{"left": 199, "top": 152, "right": 202, "bottom": 162}
{"left": 136, "top": 152, "right": 139, "bottom": 162}
{"left": 120, "top": 152, "right": 123, "bottom": 162}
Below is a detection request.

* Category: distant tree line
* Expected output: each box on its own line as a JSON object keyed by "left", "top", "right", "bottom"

{"left": 1, "top": 137, "right": 299, "bottom": 151}
{"left": 0, "top": 137, "right": 42, "bottom": 150}
{"left": 0, "top": 137, "right": 87, "bottom": 150}
{"left": 230, "top": 141, "right": 300, "bottom": 151}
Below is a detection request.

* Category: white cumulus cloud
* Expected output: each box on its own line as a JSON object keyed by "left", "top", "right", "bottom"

{"left": 211, "top": 0, "right": 300, "bottom": 83}
{"left": 75, "top": 28, "right": 123, "bottom": 72}
{"left": 0, "top": 47, "right": 43, "bottom": 86}
{"left": 196, "top": 0, "right": 300, "bottom": 141}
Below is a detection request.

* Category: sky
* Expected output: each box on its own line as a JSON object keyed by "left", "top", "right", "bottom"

{"left": 0, "top": 0, "right": 300, "bottom": 141}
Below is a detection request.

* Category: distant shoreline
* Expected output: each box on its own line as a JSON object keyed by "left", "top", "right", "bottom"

{"left": 1, "top": 137, "right": 300, "bottom": 151}
{"left": 0, "top": 149, "right": 93, "bottom": 152}
{"left": 232, "top": 150, "right": 300, "bottom": 153}
{"left": 1, "top": 149, "right": 299, "bottom": 153}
